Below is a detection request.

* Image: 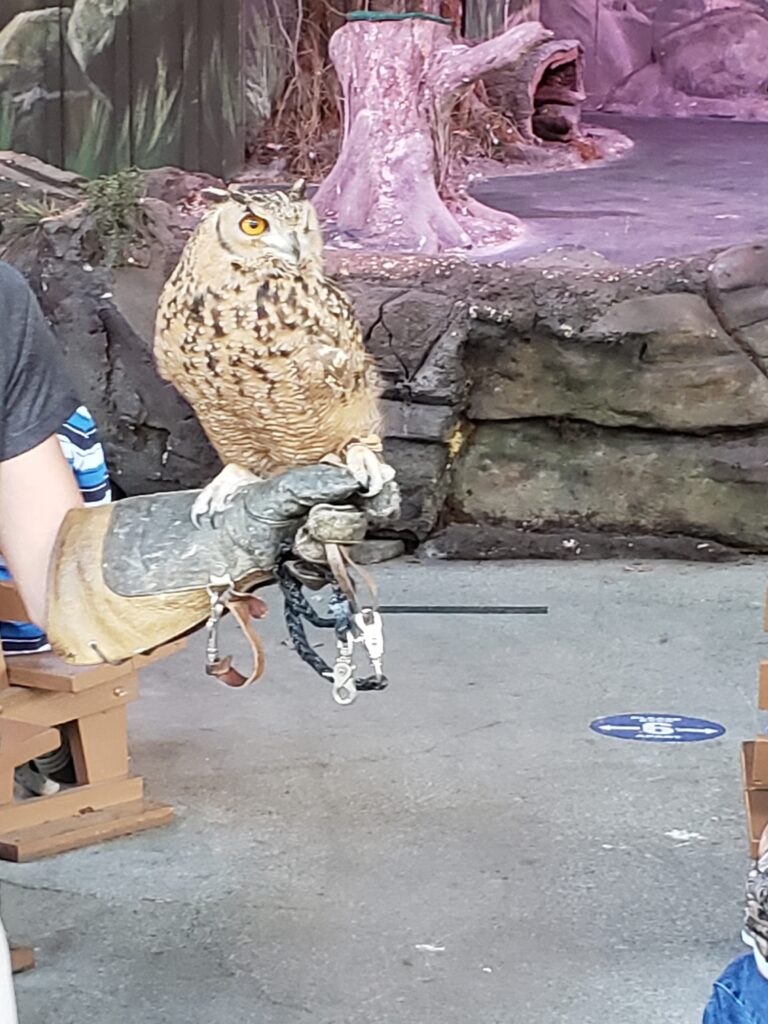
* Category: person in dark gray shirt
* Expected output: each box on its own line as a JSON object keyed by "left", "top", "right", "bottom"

{"left": 0, "top": 258, "right": 75, "bottom": 1024}
{"left": 0, "top": 261, "right": 88, "bottom": 1024}
{"left": 0, "top": 262, "right": 79, "bottom": 462}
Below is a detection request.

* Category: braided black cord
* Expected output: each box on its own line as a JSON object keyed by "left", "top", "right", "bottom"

{"left": 275, "top": 562, "right": 335, "bottom": 679}
{"left": 275, "top": 561, "right": 336, "bottom": 629}
{"left": 275, "top": 557, "right": 387, "bottom": 692}
{"left": 284, "top": 596, "right": 334, "bottom": 679}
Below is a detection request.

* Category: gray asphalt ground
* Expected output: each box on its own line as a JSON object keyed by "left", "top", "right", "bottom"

{"left": 1, "top": 559, "right": 765, "bottom": 1023}
{"left": 474, "top": 114, "right": 768, "bottom": 265}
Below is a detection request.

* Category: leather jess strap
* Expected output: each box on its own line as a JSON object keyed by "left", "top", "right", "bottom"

{"left": 323, "top": 542, "right": 379, "bottom": 611}
{"left": 207, "top": 592, "right": 268, "bottom": 688}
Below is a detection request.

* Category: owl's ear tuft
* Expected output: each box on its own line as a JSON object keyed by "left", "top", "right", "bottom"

{"left": 289, "top": 179, "right": 306, "bottom": 201}
{"left": 201, "top": 187, "right": 235, "bottom": 204}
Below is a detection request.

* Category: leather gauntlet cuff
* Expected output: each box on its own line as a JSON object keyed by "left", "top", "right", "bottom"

{"left": 47, "top": 504, "right": 256, "bottom": 665}
{"left": 45, "top": 465, "right": 374, "bottom": 666}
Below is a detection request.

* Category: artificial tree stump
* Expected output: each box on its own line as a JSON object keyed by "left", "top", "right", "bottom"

{"left": 314, "top": 16, "right": 554, "bottom": 254}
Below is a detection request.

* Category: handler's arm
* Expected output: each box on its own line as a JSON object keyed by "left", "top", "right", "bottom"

{"left": 0, "top": 436, "right": 82, "bottom": 627}
{"left": 0, "top": 262, "right": 82, "bottom": 625}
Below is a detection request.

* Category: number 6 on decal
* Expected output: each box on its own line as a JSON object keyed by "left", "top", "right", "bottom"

{"left": 641, "top": 721, "right": 676, "bottom": 737}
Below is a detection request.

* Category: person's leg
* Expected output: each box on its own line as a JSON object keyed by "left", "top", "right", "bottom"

{"left": 743, "top": 825, "right": 768, "bottom": 982}
{"left": 703, "top": 824, "right": 768, "bottom": 1022}
{"left": 0, "top": 914, "right": 19, "bottom": 1024}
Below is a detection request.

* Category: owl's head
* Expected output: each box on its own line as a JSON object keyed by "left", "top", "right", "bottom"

{"left": 199, "top": 180, "right": 323, "bottom": 268}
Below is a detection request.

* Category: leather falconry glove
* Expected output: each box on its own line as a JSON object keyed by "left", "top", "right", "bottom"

{"left": 46, "top": 464, "right": 388, "bottom": 680}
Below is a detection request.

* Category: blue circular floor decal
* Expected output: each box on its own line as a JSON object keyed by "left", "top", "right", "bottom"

{"left": 590, "top": 714, "right": 725, "bottom": 743}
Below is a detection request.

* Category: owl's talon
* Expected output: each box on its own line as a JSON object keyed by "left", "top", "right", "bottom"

{"left": 191, "top": 464, "right": 261, "bottom": 528}
{"left": 344, "top": 444, "right": 394, "bottom": 498}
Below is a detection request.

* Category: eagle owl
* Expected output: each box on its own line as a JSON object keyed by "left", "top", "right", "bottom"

{"left": 154, "top": 181, "right": 391, "bottom": 523}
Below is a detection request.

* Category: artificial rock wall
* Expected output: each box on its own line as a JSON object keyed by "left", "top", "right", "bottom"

{"left": 335, "top": 243, "right": 768, "bottom": 558}
{"left": 4, "top": 158, "right": 768, "bottom": 559}
{"left": 541, "top": 0, "right": 768, "bottom": 121}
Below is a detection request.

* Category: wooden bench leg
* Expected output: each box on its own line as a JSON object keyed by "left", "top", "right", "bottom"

{"left": 68, "top": 706, "right": 129, "bottom": 784}
{"left": 10, "top": 946, "right": 34, "bottom": 975}
{"left": 0, "top": 770, "right": 14, "bottom": 807}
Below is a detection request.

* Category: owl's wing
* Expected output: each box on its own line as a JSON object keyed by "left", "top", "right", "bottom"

{"left": 295, "top": 321, "right": 375, "bottom": 397}
{"left": 154, "top": 264, "right": 381, "bottom": 471}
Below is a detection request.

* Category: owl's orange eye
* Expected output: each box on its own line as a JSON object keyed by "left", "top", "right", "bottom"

{"left": 239, "top": 214, "right": 268, "bottom": 236}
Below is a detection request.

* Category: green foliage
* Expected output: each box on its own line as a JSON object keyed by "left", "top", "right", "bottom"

{"left": 0, "top": 7, "right": 243, "bottom": 180}
{"left": 65, "top": 60, "right": 183, "bottom": 177}
{"left": 0, "top": 195, "right": 64, "bottom": 259}
{"left": 84, "top": 167, "right": 145, "bottom": 266}
{"left": 66, "top": 48, "right": 207, "bottom": 175}
{"left": 12, "top": 195, "right": 64, "bottom": 228}
{"left": 202, "top": 34, "right": 242, "bottom": 142}
{"left": 67, "top": 96, "right": 128, "bottom": 179}
{"left": 130, "top": 55, "right": 183, "bottom": 168}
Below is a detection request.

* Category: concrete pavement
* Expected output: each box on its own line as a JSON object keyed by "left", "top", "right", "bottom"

{"left": 1, "top": 559, "right": 765, "bottom": 1023}
{"left": 474, "top": 114, "right": 768, "bottom": 265}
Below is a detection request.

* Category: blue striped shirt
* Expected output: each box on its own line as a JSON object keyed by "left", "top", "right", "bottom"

{"left": 0, "top": 405, "right": 111, "bottom": 654}
{"left": 55, "top": 406, "right": 111, "bottom": 506}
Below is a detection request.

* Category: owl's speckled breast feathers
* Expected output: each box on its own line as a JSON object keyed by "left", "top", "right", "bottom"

{"left": 154, "top": 185, "right": 381, "bottom": 477}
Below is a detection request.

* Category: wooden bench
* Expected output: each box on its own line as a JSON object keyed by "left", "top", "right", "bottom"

{"left": 0, "top": 580, "right": 181, "bottom": 862}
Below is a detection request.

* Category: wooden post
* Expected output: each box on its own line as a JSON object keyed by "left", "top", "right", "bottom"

{"left": 68, "top": 706, "right": 129, "bottom": 784}
{"left": 10, "top": 946, "right": 34, "bottom": 975}
{"left": 742, "top": 589, "right": 768, "bottom": 857}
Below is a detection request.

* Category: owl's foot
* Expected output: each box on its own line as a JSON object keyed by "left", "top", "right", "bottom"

{"left": 342, "top": 443, "right": 396, "bottom": 498}
{"left": 191, "top": 464, "right": 261, "bottom": 528}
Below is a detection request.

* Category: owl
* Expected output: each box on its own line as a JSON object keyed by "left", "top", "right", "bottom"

{"left": 154, "top": 181, "right": 392, "bottom": 524}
